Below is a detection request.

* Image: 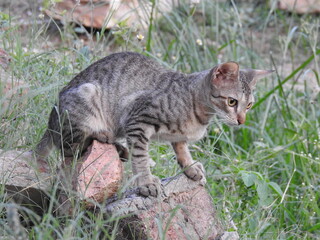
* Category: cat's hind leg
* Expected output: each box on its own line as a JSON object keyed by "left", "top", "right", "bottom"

{"left": 172, "top": 142, "right": 206, "bottom": 184}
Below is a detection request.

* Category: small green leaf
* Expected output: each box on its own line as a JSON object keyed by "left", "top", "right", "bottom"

{"left": 257, "top": 181, "right": 269, "bottom": 201}
{"left": 0, "top": 12, "right": 10, "bottom": 21}
{"left": 241, "top": 172, "right": 257, "bottom": 187}
{"left": 268, "top": 182, "right": 283, "bottom": 197}
{"left": 257, "top": 181, "right": 274, "bottom": 206}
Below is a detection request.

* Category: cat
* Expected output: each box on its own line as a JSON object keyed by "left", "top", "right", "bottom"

{"left": 34, "top": 51, "right": 273, "bottom": 197}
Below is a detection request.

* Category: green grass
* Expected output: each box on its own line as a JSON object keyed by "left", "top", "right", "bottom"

{"left": 1, "top": 0, "right": 320, "bottom": 239}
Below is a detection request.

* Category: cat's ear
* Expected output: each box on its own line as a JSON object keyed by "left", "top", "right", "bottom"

{"left": 243, "top": 69, "right": 274, "bottom": 89}
{"left": 212, "top": 62, "right": 239, "bottom": 86}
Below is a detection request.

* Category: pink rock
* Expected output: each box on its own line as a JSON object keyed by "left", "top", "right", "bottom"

{"left": 105, "top": 175, "right": 238, "bottom": 240}
{"left": 278, "top": 0, "right": 320, "bottom": 13}
{"left": 139, "top": 186, "right": 221, "bottom": 240}
{"left": 77, "top": 140, "right": 123, "bottom": 206}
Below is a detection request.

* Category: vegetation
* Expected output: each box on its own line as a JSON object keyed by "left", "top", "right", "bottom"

{"left": 0, "top": 0, "right": 319, "bottom": 239}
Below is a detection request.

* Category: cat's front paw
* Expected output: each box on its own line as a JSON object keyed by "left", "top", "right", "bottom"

{"left": 184, "top": 162, "right": 206, "bottom": 184}
{"left": 138, "top": 176, "right": 161, "bottom": 197}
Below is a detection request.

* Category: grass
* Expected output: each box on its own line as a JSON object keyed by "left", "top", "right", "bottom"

{"left": 0, "top": 0, "right": 320, "bottom": 239}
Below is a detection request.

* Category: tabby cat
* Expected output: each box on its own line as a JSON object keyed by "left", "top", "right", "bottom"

{"left": 35, "top": 52, "right": 273, "bottom": 197}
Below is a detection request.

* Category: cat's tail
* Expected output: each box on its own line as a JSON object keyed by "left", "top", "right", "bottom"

{"left": 32, "top": 129, "right": 55, "bottom": 172}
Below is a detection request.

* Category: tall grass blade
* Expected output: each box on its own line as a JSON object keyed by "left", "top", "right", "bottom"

{"left": 253, "top": 49, "right": 320, "bottom": 108}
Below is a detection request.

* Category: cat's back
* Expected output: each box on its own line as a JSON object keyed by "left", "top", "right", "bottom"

{"left": 62, "top": 52, "right": 168, "bottom": 93}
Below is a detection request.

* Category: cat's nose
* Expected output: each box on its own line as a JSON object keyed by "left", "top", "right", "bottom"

{"left": 237, "top": 115, "right": 245, "bottom": 125}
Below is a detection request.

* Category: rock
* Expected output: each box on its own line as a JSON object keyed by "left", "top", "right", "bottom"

{"left": 220, "top": 231, "right": 240, "bottom": 240}
{"left": 0, "top": 147, "right": 239, "bottom": 238}
{"left": 77, "top": 140, "right": 124, "bottom": 207}
{"left": 44, "top": 0, "right": 150, "bottom": 29}
{"left": 277, "top": 0, "right": 320, "bottom": 13}
{"left": 44, "top": 0, "right": 201, "bottom": 29}
{"left": 104, "top": 174, "right": 239, "bottom": 240}
{"left": 0, "top": 140, "right": 123, "bottom": 213}
{"left": 0, "top": 150, "right": 51, "bottom": 215}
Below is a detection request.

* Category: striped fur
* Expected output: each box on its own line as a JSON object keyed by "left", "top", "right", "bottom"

{"left": 35, "top": 52, "right": 273, "bottom": 197}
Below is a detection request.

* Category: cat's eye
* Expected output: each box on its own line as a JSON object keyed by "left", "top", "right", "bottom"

{"left": 246, "top": 102, "right": 253, "bottom": 109}
{"left": 227, "top": 97, "right": 238, "bottom": 107}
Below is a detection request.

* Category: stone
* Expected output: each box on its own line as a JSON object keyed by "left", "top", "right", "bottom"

{"left": 0, "top": 140, "right": 124, "bottom": 213}
{"left": 0, "top": 148, "right": 239, "bottom": 239}
{"left": 44, "top": 0, "right": 201, "bottom": 29}
{"left": 278, "top": 0, "right": 320, "bottom": 13}
{"left": 77, "top": 140, "right": 124, "bottom": 207}
{"left": 0, "top": 150, "right": 51, "bottom": 215}
{"left": 105, "top": 174, "right": 239, "bottom": 240}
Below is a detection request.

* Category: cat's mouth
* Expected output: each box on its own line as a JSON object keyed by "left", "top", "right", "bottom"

{"left": 223, "top": 121, "right": 239, "bottom": 127}
{"left": 226, "top": 122, "right": 240, "bottom": 127}
{"left": 217, "top": 116, "right": 239, "bottom": 127}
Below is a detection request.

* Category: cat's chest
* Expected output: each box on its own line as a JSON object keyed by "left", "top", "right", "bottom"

{"left": 151, "top": 122, "right": 208, "bottom": 142}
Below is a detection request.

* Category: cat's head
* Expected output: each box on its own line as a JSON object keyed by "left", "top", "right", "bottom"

{"left": 209, "top": 62, "right": 273, "bottom": 126}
